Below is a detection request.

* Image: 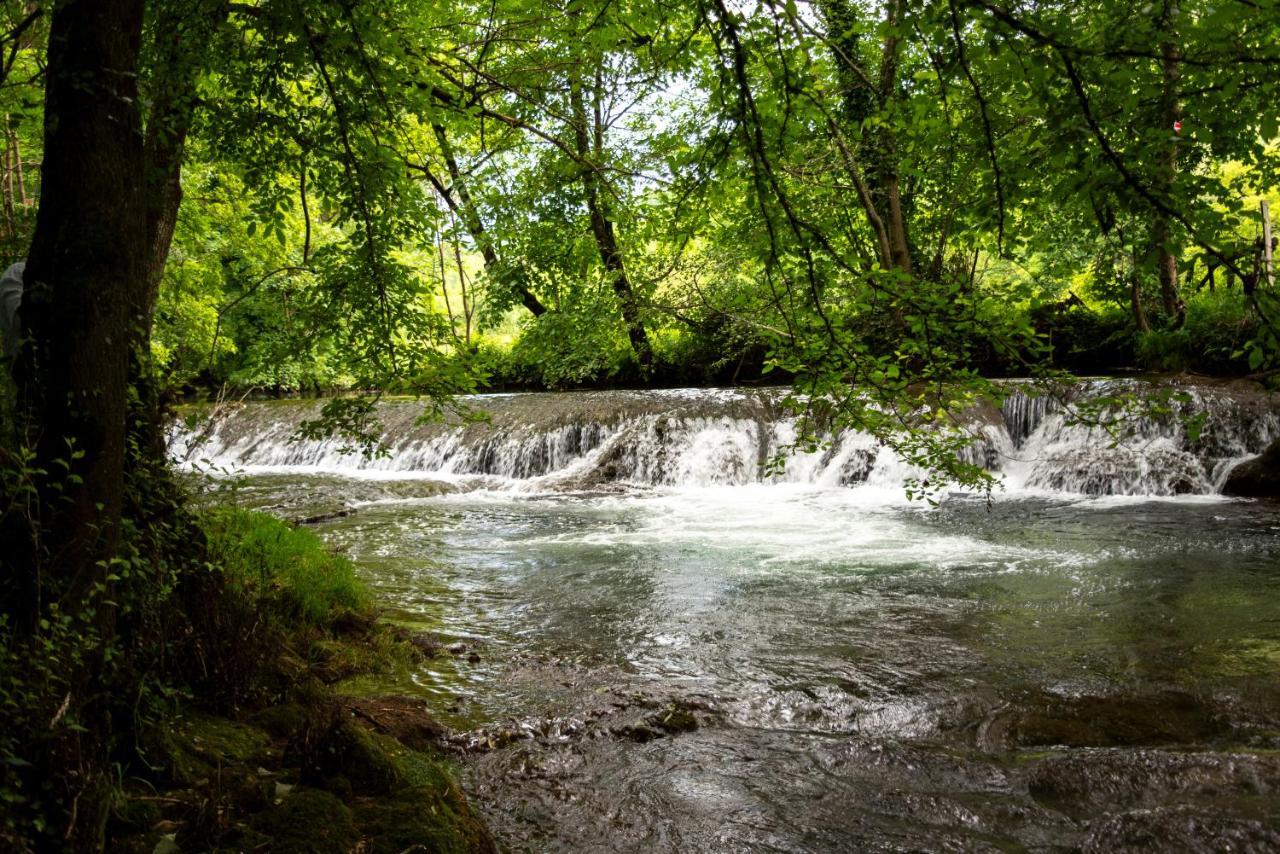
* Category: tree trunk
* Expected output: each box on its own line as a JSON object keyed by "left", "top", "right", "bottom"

{"left": 818, "top": 0, "right": 895, "bottom": 271}
{"left": 1130, "top": 251, "right": 1151, "bottom": 333}
{"left": 873, "top": 0, "right": 912, "bottom": 276}
{"left": 568, "top": 76, "right": 652, "bottom": 369}
{"left": 431, "top": 122, "right": 547, "bottom": 316}
{"left": 8, "top": 0, "right": 146, "bottom": 614}
{"left": 143, "top": 0, "right": 229, "bottom": 330}
{"left": 1152, "top": 5, "right": 1185, "bottom": 328}
{"left": 2, "top": 0, "right": 146, "bottom": 845}
{"left": 818, "top": 0, "right": 912, "bottom": 275}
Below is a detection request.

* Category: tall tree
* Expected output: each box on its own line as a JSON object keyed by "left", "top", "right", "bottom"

{"left": 1, "top": 0, "right": 147, "bottom": 845}
{"left": 8, "top": 0, "right": 146, "bottom": 627}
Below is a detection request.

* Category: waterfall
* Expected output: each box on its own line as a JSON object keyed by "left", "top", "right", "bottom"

{"left": 171, "top": 382, "right": 1280, "bottom": 497}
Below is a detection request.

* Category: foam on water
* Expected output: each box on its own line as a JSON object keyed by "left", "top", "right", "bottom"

{"left": 172, "top": 382, "right": 1280, "bottom": 498}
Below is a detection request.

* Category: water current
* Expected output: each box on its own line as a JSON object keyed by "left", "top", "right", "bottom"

{"left": 175, "top": 382, "right": 1280, "bottom": 851}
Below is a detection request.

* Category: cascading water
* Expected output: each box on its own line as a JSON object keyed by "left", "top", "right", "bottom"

{"left": 173, "top": 380, "right": 1279, "bottom": 497}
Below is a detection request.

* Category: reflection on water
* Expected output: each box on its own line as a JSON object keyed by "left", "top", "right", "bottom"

{"left": 241, "top": 477, "right": 1280, "bottom": 850}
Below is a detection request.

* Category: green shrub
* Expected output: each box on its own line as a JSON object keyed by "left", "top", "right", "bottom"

{"left": 1135, "top": 328, "right": 1192, "bottom": 372}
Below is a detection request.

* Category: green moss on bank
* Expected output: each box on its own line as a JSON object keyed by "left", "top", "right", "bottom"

{"left": 101, "top": 508, "right": 495, "bottom": 853}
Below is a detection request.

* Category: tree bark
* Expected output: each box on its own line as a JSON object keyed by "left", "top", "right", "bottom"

{"left": 873, "top": 0, "right": 912, "bottom": 276}
{"left": 7, "top": 0, "right": 146, "bottom": 613}
{"left": 568, "top": 75, "right": 652, "bottom": 369}
{"left": 818, "top": 0, "right": 912, "bottom": 275}
{"left": 431, "top": 122, "right": 547, "bottom": 316}
{"left": 143, "top": 0, "right": 229, "bottom": 330}
{"left": 1152, "top": 4, "right": 1185, "bottom": 328}
{"left": 1130, "top": 251, "right": 1151, "bottom": 333}
{"left": 1, "top": 0, "right": 146, "bottom": 844}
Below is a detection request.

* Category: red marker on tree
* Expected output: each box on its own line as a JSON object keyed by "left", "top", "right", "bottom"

{"left": 1173, "top": 120, "right": 1182, "bottom": 134}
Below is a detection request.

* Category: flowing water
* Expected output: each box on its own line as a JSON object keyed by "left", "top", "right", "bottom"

{"left": 175, "top": 381, "right": 1280, "bottom": 851}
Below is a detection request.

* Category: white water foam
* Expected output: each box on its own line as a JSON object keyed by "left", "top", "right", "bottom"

{"left": 171, "top": 383, "right": 1279, "bottom": 498}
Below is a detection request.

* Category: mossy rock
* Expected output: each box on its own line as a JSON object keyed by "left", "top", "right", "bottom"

{"left": 354, "top": 783, "right": 497, "bottom": 854}
{"left": 251, "top": 702, "right": 311, "bottom": 740}
{"left": 338, "top": 695, "right": 447, "bottom": 751}
{"left": 349, "top": 736, "right": 497, "bottom": 853}
{"left": 168, "top": 711, "right": 274, "bottom": 784}
{"left": 252, "top": 788, "right": 358, "bottom": 854}
{"left": 298, "top": 717, "right": 402, "bottom": 795}
{"left": 108, "top": 797, "right": 162, "bottom": 835}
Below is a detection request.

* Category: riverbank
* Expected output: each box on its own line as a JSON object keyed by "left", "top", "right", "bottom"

{"left": 100, "top": 510, "right": 496, "bottom": 853}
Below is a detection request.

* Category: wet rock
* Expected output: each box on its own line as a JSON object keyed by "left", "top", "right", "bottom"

{"left": 1222, "top": 437, "right": 1280, "bottom": 497}
{"left": 837, "top": 448, "right": 877, "bottom": 485}
{"left": 1080, "top": 805, "right": 1280, "bottom": 852}
{"left": 339, "top": 695, "right": 448, "bottom": 751}
{"left": 1032, "top": 448, "right": 1207, "bottom": 496}
{"left": 1027, "top": 749, "right": 1280, "bottom": 815}
{"left": 1008, "top": 690, "right": 1223, "bottom": 748}
{"left": 613, "top": 703, "right": 700, "bottom": 742}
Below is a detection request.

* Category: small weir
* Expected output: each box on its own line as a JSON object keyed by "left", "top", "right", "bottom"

{"left": 175, "top": 380, "right": 1279, "bottom": 497}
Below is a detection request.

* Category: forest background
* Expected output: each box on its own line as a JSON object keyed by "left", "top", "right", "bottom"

{"left": 2, "top": 0, "right": 1277, "bottom": 401}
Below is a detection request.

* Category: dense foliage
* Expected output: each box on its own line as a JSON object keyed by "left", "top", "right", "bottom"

{"left": 4, "top": 0, "right": 1276, "bottom": 399}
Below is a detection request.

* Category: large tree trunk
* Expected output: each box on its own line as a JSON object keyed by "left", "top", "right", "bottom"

{"left": 431, "top": 122, "right": 547, "bottom": 317}
{"left": 568, "top": 75, "right": 652, "bottom": 370}
{"left": 8, "top": 0, "right": 146, "bottom": 622}
{"left": 1, "top": 0, "right": 146, "bottom": 846}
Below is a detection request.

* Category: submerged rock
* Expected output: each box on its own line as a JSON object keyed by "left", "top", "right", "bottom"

{"left": 1005, "top": 690, "right": 1223, "bottom": 749}
{"left": 1027, "top": 749, "right": 1280, "bottom": 815}
{"left": 613, "top": 703, "right": 700, "bottom": 742}
{"left": 1081, "top": 805, "right": 1280, "bottom": 852}
{"left": 1222, "top": 437, "right": 1280, "bottom": 497}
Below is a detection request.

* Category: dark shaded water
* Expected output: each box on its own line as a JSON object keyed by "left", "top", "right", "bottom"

{"left": 229, "top": 473, "right": 1280, "bottom": 851}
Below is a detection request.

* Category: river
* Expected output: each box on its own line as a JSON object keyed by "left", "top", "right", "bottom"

{"left": 175, "top": 382, "right": 1280, "bottom": 851}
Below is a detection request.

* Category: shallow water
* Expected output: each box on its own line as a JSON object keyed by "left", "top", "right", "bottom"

{"left": 231, "top": 474, "right": 1280, "bottom": 851}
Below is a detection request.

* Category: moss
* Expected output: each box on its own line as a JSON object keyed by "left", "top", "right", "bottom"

{"left": 111, "top": 798, "right": 161, "bottom": 835}
{"left": 654, "top": 706, "right": 698, "bottom": 734}
{"left": 300, "top": 718, "right": 402, "bottom": 795}
{"left": 250, "top": 702, "right": 311, "bottom": 740}
{"left": 355, "top": 783, "right": 497, "bottom": 854}
{"left": 168, "top": 711, "right": 274, "bottom": 784}
{"left": 252, "top": 788, "right": 358, "bottom": 854}
{"left": 348, "top": 735, "right": 496, "bottom": 852}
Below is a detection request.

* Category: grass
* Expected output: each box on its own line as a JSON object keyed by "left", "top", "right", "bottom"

{"left": 201, "top": 507, "right": 368, "bottom": 625}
